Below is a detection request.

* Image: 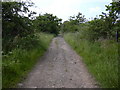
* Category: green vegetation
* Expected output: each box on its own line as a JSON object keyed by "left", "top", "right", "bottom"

{"left": 62, "top": 1, "right": 119, "bottom": 88}
{"left": 2, "top": 1, "right": 62, "bottom": 54}
{"left": 2, "top": 0, "right": 119, "bottom": 88}
{"left": 2, "top": 1, "right": 61, "bottom": 88}
{"left": 3, "top": 33, "right": 53, "bottom": 88}
{"left": 64, "top": 33, "right": 118, "bottom": 88}
{"left": 33, "top": 13, "right": 62, "bottom": 36}
{"left": 62, "top": 2, "right": 120, "bottom": 41}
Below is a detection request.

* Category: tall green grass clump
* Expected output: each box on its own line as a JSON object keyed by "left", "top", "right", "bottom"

{"left": 2, "top": 33, "right": 53, "bottom": 88}
{"left": 64, "top": 33, "right": 118, "bottom": 88}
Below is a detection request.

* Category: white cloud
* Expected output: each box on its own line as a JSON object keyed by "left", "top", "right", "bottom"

{"left": 29, "top": 0, "right": 82, "bottom": 21}
{"left": 41, "top": 0, "right": 81, "bottom": 20}
{"left": 22, "top": 0, "right": 112, "bottom": 21}
{"left": 77, "top": 0, "right": 112, "bottom": 3}
{"left": 89, "top": 7, "right": 101, "bottom": 13}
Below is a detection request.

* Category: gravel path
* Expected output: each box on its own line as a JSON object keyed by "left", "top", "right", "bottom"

{"left": 20, "top": 37, "right": 99, "bottom": 88}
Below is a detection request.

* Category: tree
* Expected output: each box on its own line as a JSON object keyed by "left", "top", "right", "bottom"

{"left": 62, "top": 12, "right": 85, "bottom": 32}
{"left": 2, "top": 1, "right": 36, "bottom": 53}
{"left": 34, "top": 13, "right": 62, "bottom": 35}
{"left": 99, "top": 1, "right": 120, "bottom": 39}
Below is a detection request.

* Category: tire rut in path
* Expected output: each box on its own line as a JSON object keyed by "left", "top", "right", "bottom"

{"left": 19, "top": 37, "right": 99, "bottom": 88}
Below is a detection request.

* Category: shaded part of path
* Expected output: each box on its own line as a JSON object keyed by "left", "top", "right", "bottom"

{"left": 20, "top": 37, "right": 99, "bottom": 88}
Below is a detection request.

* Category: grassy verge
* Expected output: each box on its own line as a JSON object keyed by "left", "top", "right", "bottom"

{"left": 2, "top": 33, "right": 53, "bottom": 88}
{"left": 64, "top": 33, "right": 118, "bottom": 88}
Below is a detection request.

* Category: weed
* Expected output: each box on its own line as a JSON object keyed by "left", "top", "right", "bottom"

{"left": 64, "top": 33, "right": 118, "bottom": 88}
{"left": 2, "top": 33, "right": 53, "bottom": 88}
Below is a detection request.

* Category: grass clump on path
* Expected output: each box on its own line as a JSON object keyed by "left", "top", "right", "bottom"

{"left": 64, "top": 33, "right": 118, "bottom": 88}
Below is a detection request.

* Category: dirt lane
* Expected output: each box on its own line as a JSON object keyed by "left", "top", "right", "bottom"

{"left": 20, "top": 37, "right": 99, "bottom": 88}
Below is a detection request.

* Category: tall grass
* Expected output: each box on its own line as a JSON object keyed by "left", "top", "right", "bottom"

{"left": 2, "top": 33, "right": 53, "bottom": 88}
{"left": 64, "top": 33, "right": 118, "bottom": 88}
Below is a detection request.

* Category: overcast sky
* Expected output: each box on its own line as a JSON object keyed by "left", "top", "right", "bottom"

{"left": 24, "top": 0, "right": 112, "bottom": 21}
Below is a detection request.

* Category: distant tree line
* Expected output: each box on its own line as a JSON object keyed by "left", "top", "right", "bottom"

{"left": 62, "top": 1, "right": 120, "bottom": 42}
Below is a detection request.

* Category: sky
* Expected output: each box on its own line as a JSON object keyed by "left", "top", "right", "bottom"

{"left": 24, "top": 0, "right": 112, "bottom": 21}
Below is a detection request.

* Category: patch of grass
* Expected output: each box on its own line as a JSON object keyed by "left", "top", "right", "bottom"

{"left": 2, "top": 33, "right": 53, "bottom": 88}
{"left": 64, "top": 33, "right": 118, "bottom": 88}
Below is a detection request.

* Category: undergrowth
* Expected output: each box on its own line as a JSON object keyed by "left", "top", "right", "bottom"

{"left": 2, "top": 33, "right": 53, "bottom": 88}
{"left": 64, "top": 33, "right": 118, "bottom": 88}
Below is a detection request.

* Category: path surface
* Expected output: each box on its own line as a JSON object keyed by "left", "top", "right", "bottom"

{"left": 20, "top": 37, "right": 98, "bottom": 88}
